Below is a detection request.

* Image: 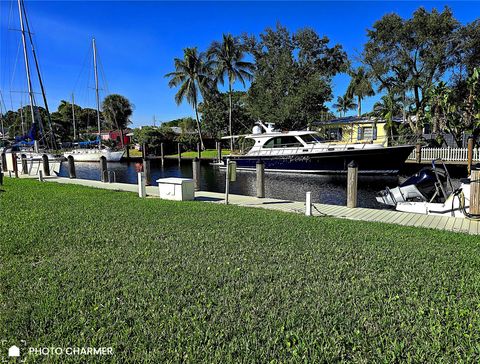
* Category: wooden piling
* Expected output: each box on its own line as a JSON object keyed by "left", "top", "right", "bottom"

{"left": 100, "top": 156, "right": 107, "bottom": 182}
{"left": 143, "top": 159, "right": 151, "bottom": 186}
{"left": 21, "top": 154, "right": 28, "bottom": 174}
{"left": 192, "top": 157, "right": 200, "bottom": 191}
{"left": 347, "top": 160, "right": 358, "bottom": 208}
{"left": 470, "top": 168, "right": 480, "bottom": 215}
{"left": 42, "top": 154, "right": 50, "bottom": 177}
{"left": 125, "top": 145, "right": 130, "bottom": 159}
{"left": 467, "top": 137, "right": 474, "bottom": 175}
{"left": 256, "top": 160, "right": 265, "bottom": 198}
{"left": 67, "top": 155, "right": 76, "bottom": 179}
{"left": 160, "top": 142, "right": 164, "bottom": 165}
{"left": 11, "top": 152, "right": 18, "bottom": 178}
{"left": 217, "top": 142, "right": 222, "bottom": 162}
{"left": 177, "top": 143, "right": 182, "bottom": 163}
{"left": 415, "top": 143, "right": 422, "bottom": 164}
{"left": 1, "top": 152, "right": 7, "bottom": 172}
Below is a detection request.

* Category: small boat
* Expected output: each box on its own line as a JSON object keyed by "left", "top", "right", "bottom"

{"left": 219, "top": 122, "right": 414, "bottom": 175}
{"left": 377, "top": 159, "right": 479, "bottom": 219}
{"left": 64, "top": 146, "right": 124, "bottom": 162}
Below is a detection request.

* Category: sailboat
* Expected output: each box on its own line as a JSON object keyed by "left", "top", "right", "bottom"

{"left": 3, "top": 0, "right": 63, "bottom": 175}
{"left": 63, "top": 39, "right": 124, "bottom": 162}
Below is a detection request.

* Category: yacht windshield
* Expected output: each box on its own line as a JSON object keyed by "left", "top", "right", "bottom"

{"left": 301, "top": 134, "right": 323, "bottom": 144}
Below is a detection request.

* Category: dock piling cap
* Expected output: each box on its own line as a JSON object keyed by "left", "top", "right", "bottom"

{"left": 348, "top": 160, "right": 358, "bottom": 168}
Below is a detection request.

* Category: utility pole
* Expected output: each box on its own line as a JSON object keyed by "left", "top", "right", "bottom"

{"left": 153, "top": 115, "right": 156, "bottom": 127}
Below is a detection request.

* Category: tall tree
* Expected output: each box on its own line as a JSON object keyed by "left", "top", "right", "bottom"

{"left": 363, "top": 7, "right": 459, "bottom": 133}
{"left": 332, "top": 95, "right": 357, "bottom": 117}
{"left": 198, "top": 91, "right": 255, "bottom": 139}
{"left": 101, "top": 94, "right": 133, "bottom": 147}
{"left": 346, "top": 67, "right": 374, "bottom": 116}
{"left": 165, "top": 48, "right": 213, "bottom": 150}
{"left": 208, "top": 34, "right": 254, "bottom": 150}
{"left": 245, "top": 24, "right": 348, "bottom": 130}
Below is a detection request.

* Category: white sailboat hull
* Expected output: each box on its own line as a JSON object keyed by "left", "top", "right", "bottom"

{"left": 4, "top": 151, "right": 62, "bottom": 176}
{"left": 64, "top": 149, "right": 124, "bottom": 162}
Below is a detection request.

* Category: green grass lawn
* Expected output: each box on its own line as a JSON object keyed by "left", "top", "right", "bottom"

{"left": 167, "top": 149, "right": 230, "bottom": 159}
{"left": 1, "top": 179, "right": 480, "bottom": 362}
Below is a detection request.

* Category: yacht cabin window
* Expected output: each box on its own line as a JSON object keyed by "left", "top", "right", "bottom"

{"left": 300, "top": 134, "right": 323, "bottom": 144}
{"left": 263, "top": 136, "right": 303, "bottom": 148}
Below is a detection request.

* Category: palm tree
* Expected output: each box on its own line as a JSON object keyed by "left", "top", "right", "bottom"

{"left": 332, "top": 95, "right": 357, "bottom": 117}
{"left": 373, "top": 93, "right": 402, "bottom": 142}
{"left": 165, "top": 48, "right": 213, "bottom": 150}
{"left": 102, "top": 94, "right": 133, "bottom": 147}
{"left": 346, "top": 67, "right": 375, "bottom": 117}
{"left": 208, "top": 34, "right": 254, "bottom": 151}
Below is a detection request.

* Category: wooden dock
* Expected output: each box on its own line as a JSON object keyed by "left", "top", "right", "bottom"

{"left": 27, "top": 176, "right": 479, "bottom": 236}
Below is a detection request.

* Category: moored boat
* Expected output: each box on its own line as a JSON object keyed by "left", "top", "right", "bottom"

{"left": 220, "top": 122, "right": 414, "bottom": 175}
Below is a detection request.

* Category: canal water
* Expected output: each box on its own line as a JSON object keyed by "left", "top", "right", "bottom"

{"left": 57, "top": 159, "right": 419, "bottom": 209}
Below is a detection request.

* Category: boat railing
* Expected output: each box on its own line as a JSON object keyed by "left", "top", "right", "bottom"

{"left": 245, "top": 141, "right": 371, "bottom": 157}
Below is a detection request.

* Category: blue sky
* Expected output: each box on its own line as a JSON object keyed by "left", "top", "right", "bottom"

{"left": 1, "top": 1, "right": 479, "bottom": 128}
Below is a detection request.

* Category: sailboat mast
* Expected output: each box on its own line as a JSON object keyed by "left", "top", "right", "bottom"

{"left": 17, "top": 0, "right": 36, "bottom": 150}
{"left": 72, "top": 93, "right": 76, "bottom": 140}
{"left": 93, "top": 38, "right": 101, "bottom": 150}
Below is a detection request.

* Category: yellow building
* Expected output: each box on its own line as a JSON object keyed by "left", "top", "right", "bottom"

{"left": 313, "top": 116, "right": 392, "bottom": 145}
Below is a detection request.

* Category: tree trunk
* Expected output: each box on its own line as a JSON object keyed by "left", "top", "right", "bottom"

{"left": 228, "top": 82, "right": 233, "bottom": 152}
{"left": 194, "top": 103, "right": 205, "bottom": 150}
{"left": 357, "top": 96, "right": 361, "bottom": 117}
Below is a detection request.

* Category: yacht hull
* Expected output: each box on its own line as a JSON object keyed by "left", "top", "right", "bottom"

{"left": 64, "top": 149, "right": 124, "bottom": 162}
{"left": 224, "top": 145, "right": 414, "bottom": 175}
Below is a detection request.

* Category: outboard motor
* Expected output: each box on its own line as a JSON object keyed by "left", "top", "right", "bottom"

{"left": 376, "top": 167, "right": 446, "bottom": 206}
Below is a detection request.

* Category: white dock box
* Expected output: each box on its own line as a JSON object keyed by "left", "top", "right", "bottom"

{"left": 156, "top": 177, "right": 195, "bottom": 201}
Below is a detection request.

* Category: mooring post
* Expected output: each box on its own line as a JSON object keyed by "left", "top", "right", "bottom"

{"left": 1, "top": 152, "right": 7, "bottom": 172}
{"left": 67, "top": 155, "right": 76, "bottom": 179}
{"left": 177, "top": 143, "right": 182, "bottom": 163}
{"left": 138, "top": 171, "right": 146, "bottom": 198}
{"left": 10, "top": 152, "right": 18, "bottom": 178}
{"left": 256, "top": 160, "right": 265, "bottom": 198}
{"left": 197, "top": 143, "right": 201, "bottom": 160}
{"left": 217, "top": 141, "right": 222, "bottom": 162}
{"left": 305, "top": 191, "right": 312, "bottom": 216}
{"left": 160, "top": 142, "right": 165, "bottom": 166}
{"left": 42, "top": 154, "right": 50, "bottom": 177}
{"left": 143, "top": 159, "right": 151, "bottom": 186}
{"left": 100, "top": 156, "right": 107, "bottom": 182}
{"left": 125, "top": 144, "right": 130, "bottom": 159}
{"left": 467, "top": 137, "right": 474, "bottom": 175}
{"left": 141, "top": 143, "right": 151, "bottom": 185}
{"left": 415, "top": 143, "right": 422, "bottom": 164}
{"left": 347, "top": 160, "right": 358, "bottom": 208}
{"left": 21, "top": 154, "right": 28, "bottom": 175}
{"left": 470, "top": 167, "right": 480, "bottom": 215}
{"left": 192, "top": 157, "right": 200, "bottom": 191}
{"left": 225, "top": 158, "right": 230, "bottom": 205}
{"left": 38, "top": 170, "right": 43, "bottom": 182}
